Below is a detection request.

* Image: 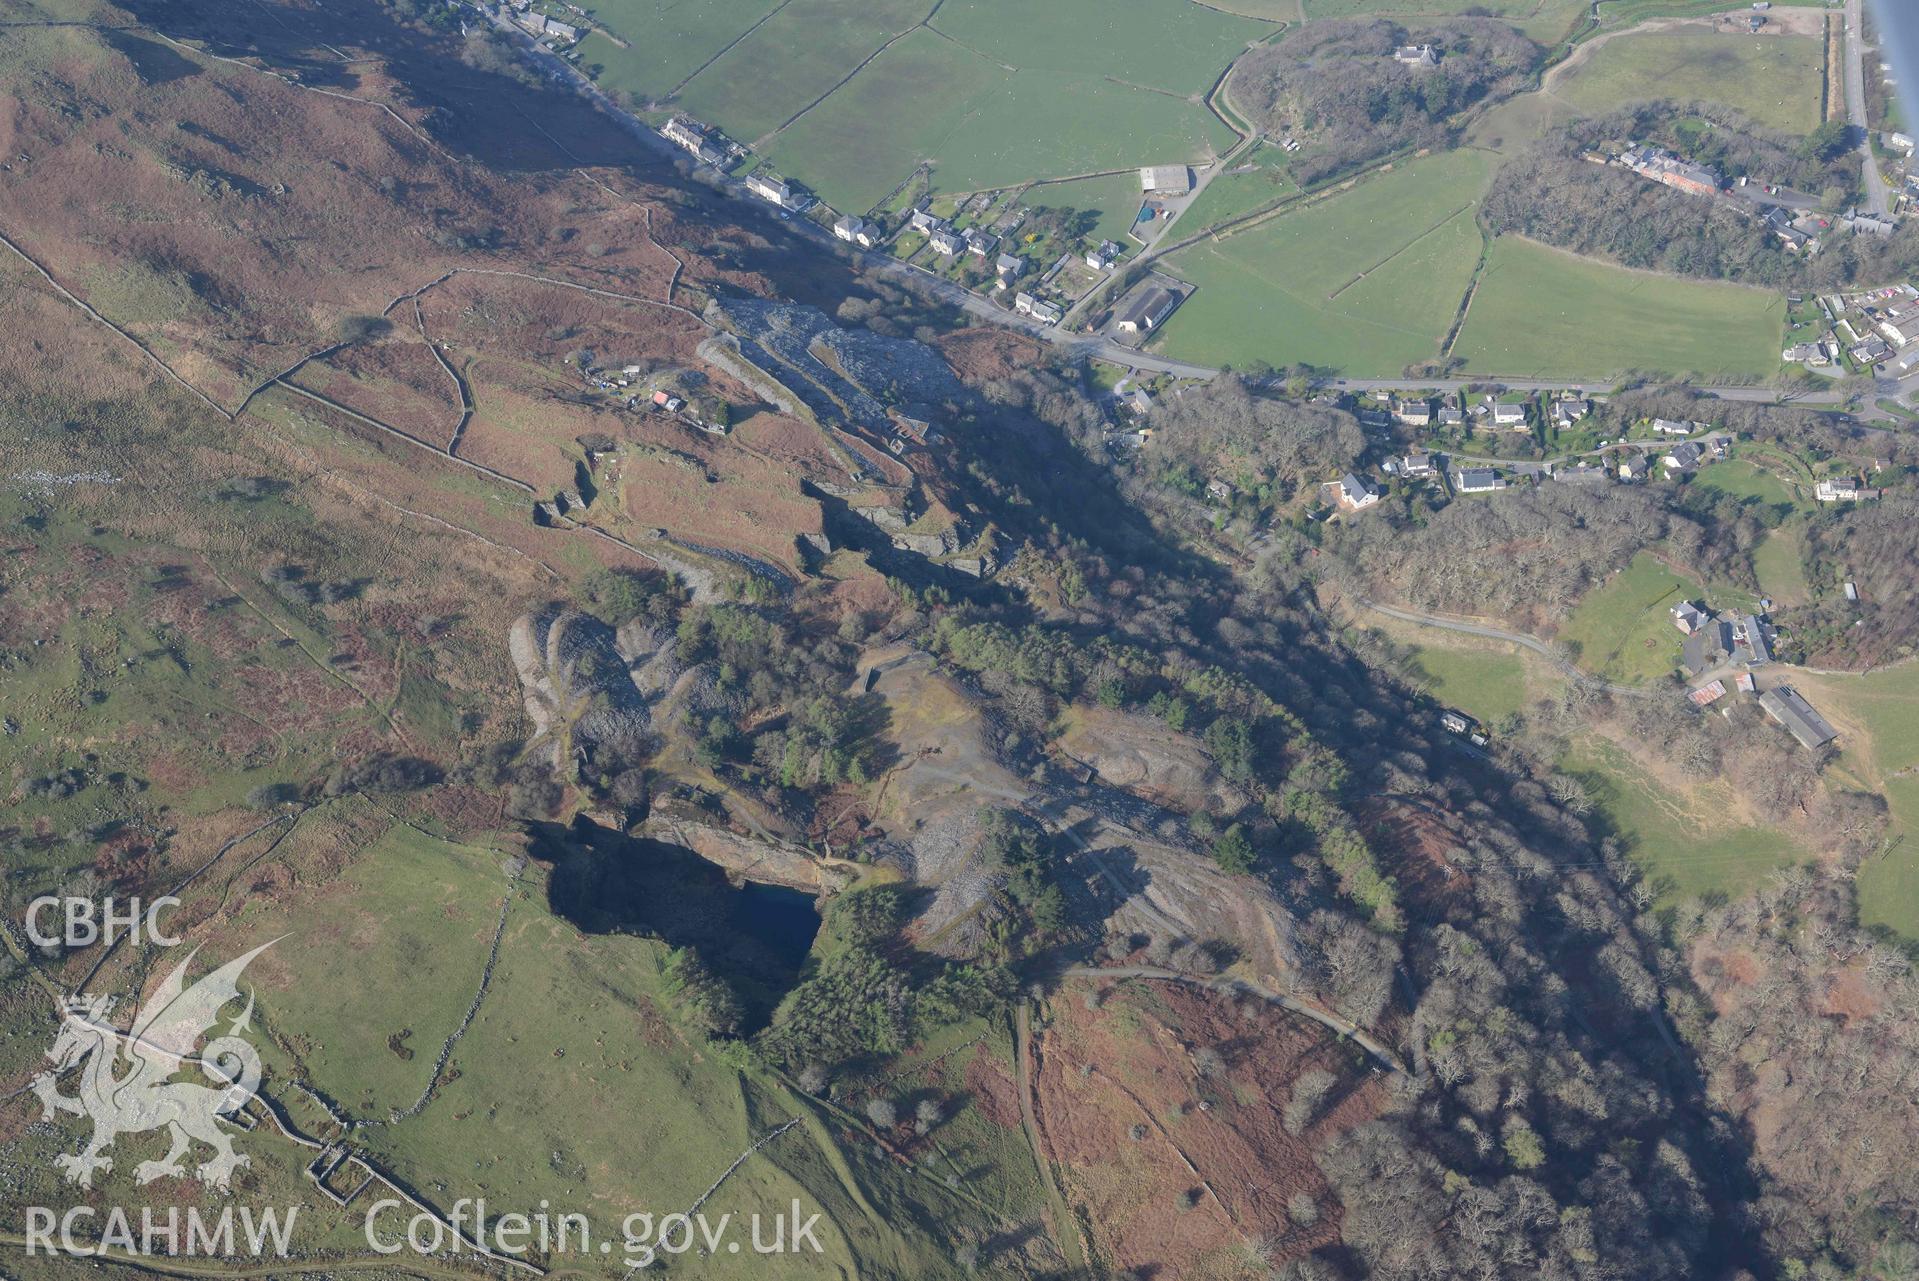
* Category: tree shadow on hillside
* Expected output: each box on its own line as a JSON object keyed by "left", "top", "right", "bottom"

{"left": 101, "top": 28, "right": 202, "bottom": 83}
{"left": 122, "top": 0, "right": 657, "bottom": 174}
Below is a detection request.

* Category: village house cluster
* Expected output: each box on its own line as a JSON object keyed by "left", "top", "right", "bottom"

{"left": 1786, "top": 283, "right": 1919, "bottom": 377}
{"left": 648, "top": 85, "right": 1204, "bottom": 345}
{"left": 506, "top": 0, "right": 583, "bottom": 44}
{"left": 1316, "top": 389, "right": 1757, "bottom": 506}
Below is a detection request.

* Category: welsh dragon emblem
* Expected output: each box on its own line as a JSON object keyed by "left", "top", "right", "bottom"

{"left": 31, "top": 941, "right": 275, "bottom": 1190}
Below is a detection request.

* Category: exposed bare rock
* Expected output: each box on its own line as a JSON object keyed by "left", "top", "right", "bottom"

{"left": 853, "top": 646, "right": 1303, "bottom": 977}
{"left": 1061, "top": 808, "right": 1302, "bottom": 982}
{"left": 509, "top": 607, "right": 662, "bottom": 771}
{"left": 1057, "top": 705, "right": 1223, "bottom": 813}
{"left": 641, "top": 815, "right": 859, "bottom": 894}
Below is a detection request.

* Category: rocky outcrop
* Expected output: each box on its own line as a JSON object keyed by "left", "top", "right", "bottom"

{"left": 640, "top": 815, "right": 858, "bottom": 894}
{"left": 1057, "top": 706, "right": 1223, "bottom": 813}
{"left": 853, "top": 646, "right": 1302, "bottom": 976}
{"left": 509, "top": 608, "right": 666, "bottom": 770}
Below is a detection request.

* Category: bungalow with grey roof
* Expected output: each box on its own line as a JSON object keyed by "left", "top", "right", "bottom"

{"left": 1662, "top": 441, "right": 1704, "bottom": 473}
{"left": 1489, "top": 401, "right": 1527, "bottom": 427}
{"left": 1452, "top": 466, "right": 1503, "bottom": 493}
{"left": 1551, "top": 398, "right": 1590, "bottom": 427}
{"left": 1337, "top": 473, "right": 1380, "bottom": 508}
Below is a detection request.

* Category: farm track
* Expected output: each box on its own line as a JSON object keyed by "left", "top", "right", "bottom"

{"left": 409, "top": 296, "right": 475, "bottom": 454}
{"left": 1014, "top": 1003, "right": 1090, "bottom": 1270}
{"left": 1350, "top": 595, "right": 1662, "bottom": 700}
{"left": 1066, "top": 966, "right": 1409, "bottom": 1074}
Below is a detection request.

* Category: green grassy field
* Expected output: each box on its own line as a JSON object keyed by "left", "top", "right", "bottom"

{"left": 930, "top": 0, "right": 1275, "bottom": 95}
{"left": 1752, "top": 523, "right": 1813, "bottom": 606}
{"left": 1151, "top": 149, "right": 1495, "bottom": 373}
{"left": 1454, "top": 236, "right": 1784, "bottom": 380}
{"left": 576, "top": 0, "right": 783, "bottom": 104}
{"left": 1594, "top": 0, "right": 1828, "bottom": 30}
{"left": 216, "top": 814, "right": 519, "bottom": 1118}
{"left": 1860, "top": 773, "right": 1919, "bottom": 938}
{"left": 1558, "top": 552, "right": 1702, "bottom": 684}
{"left": 1692, "top": 458, "right": 1800, "bottom": 512}
{"left": 591, "top": 0, "right": 1251, "bottom": 212}
{"left": 1814, "top": 665, "right": 1919, "bottom": 781}
{"left": 1189, "top": 0, "right": 1300, "bottom": 17}
{"left": 674, "top": 0, "right": 933, "bottom": 144}
{"left": 763, "top": 29, "right": 1237, "bottom": 211}
{"left": 1406, "top": 643, "right": 1534, "bottom": 724}
{"left": 1554, "top": 31, "right": 1826, "bottom": 135}
{"left": 353, "top": 901, "right": 1001, "bottom": 1277}
{"left": 1025, "top": 171, "right": 1152, "bottom": 242}
{"left": 1302, "top": 0, "right": 1590, "bottom": 40}
{"left": 1562, "top": 737, "right": 1802, "bottom": 903}
{"left": 1795, "top": 663, "right": 1919, "bottom": 938}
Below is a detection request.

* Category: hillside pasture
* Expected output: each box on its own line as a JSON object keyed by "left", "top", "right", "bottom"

{"left": 1692, "top": 458, "right": 1800, "bottom": 512}
{"left": 930, "top": 0, "right": 1276, "bottom": 95}
{"left": 199, "top": 815, "right": 519, "bottom": 1119}
{"left": 1151, "top": 149, "right": 1494, "bottom": 373}
{"left": 577, "top": 0, "right": 784, "bottom": 105}
{"left": 1453, "top": 236, "right": 1784, "bottom": 380}
{"left": 763, "top": 30, "right": 1237, "bottom": 211}
{"left": 1561, "top": 737, "right": 1801, "bottom": 904}
{"left": 1752, "top": 523, "right": 1813, "bottom": 606}
{"left": 1024, "top": 171, "right": 1153, "bottom": 242}
{"left": 1552, "top": 30, "right": 1826, "bottom": 135}
{"left": 673, "top": 0, "right": 935, "bottom": 144}
{"left": 1176, "top": 145, "right": 1301, "bottom": 233}
{"left": 1301, "top": 0, "right": 1590, "bottom": 41}
{"left": 1557, "top": 551, "right": 1702, "bottom": 684}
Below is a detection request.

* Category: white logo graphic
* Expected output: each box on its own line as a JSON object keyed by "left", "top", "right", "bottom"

{"left": 32, "top": 942, "right": 276, "bottom": 1191}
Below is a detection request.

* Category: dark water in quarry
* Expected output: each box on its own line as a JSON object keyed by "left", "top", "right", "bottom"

{"left": 730, "top": 880, "right": 823, "bottom": 972}
{"left": 530, "top": 820, "right": 821, "bottom": 1027}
